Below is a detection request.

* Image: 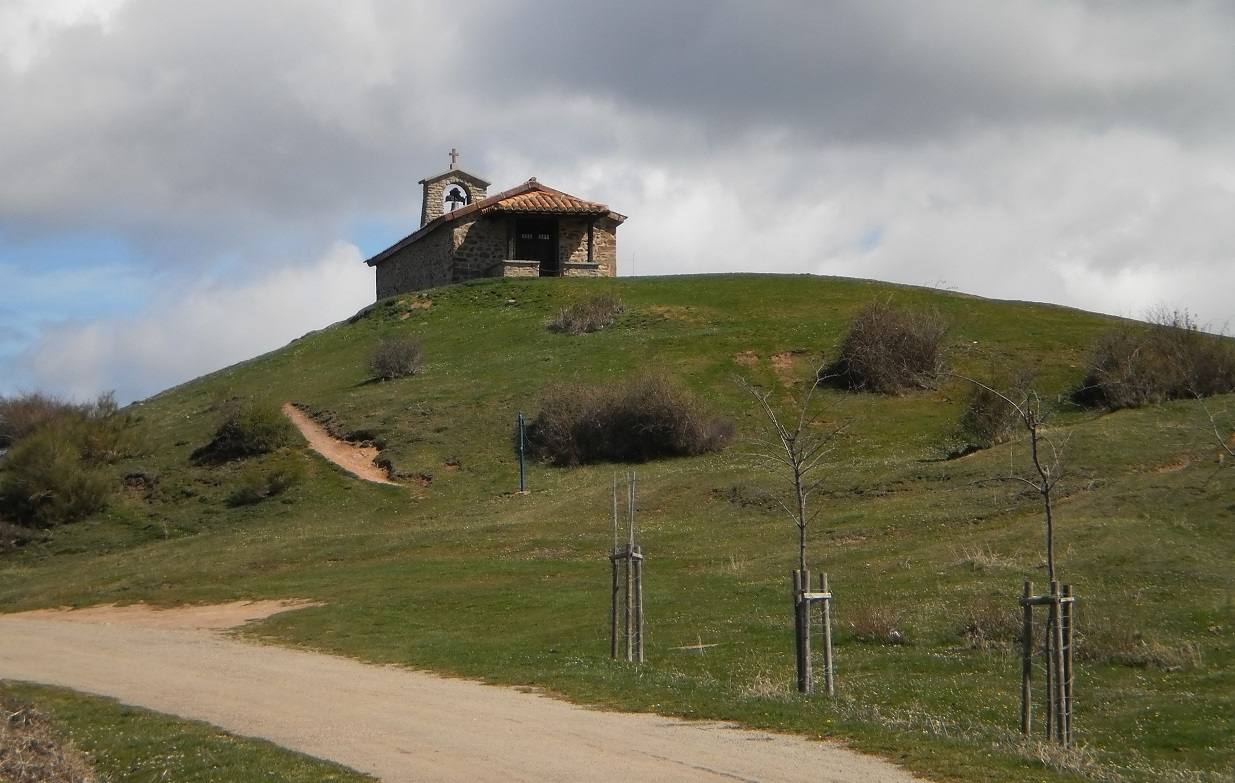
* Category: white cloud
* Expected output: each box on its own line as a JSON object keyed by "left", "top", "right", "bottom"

{"left": 0, "top": 0, "right": 129, "bottom": 71}
{"left": 18, "top": 243, "right": 372, "bottom": 402}
{"left": 3, "top": 1, "right": 1235, "bottom": 400}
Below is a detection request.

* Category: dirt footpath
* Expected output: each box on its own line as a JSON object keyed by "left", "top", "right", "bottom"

{"left": 0, "top": 603, "right": 927, "bottom": 783}
{"left": 282, "top": 403, "right": 397, "bottom": 485}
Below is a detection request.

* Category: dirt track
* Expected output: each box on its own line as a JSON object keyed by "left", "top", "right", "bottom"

{"left": 0, "top": 603, "right": 926, "bottom": 782}
{"left": 282, "top": 403, "right": 397, "bottom": 485}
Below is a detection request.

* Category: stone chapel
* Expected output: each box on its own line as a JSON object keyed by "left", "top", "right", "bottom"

{"left": 365, "top": 150, "right": 626, "bottom": 299}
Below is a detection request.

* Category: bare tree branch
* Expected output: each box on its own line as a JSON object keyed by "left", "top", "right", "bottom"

{"left": 737, "top": 366, "right": 848, "bottom": 573}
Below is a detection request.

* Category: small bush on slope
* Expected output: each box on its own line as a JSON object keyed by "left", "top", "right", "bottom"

{"left": 226, "top": 450, "right": 306, "bottom": 507}
{"left": 0, "top": 393, "right": 134, "bottom": 529}
{"left": 191, "top": 398, "right": 292, "bottom": 464}
{"left": 826, "top": 301, "right": 948, "bottom": 394}
{"left": 527, "top": 374, "right": 733, "bottom": 466}
{"left": 0, "top": 426, "right": 112, "bottom": 528}
{"left": 369, "top": 336, "right": 424, "bottom": 381}
{"left": 1075, "top": 309, "right": 1235, "bottom": 409}
{"left": 548, "top": 293, "right": 624, "bottom": 335}
{"left": 951, "top": 370, "right": 1035, "bottom": 454}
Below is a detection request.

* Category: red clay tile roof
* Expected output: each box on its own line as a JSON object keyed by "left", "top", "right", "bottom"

{"left": 488, "top": 189, "right": 609, "bottom": 214}
{"left": 365, "top": 179, "right": 626, "bottom": 267}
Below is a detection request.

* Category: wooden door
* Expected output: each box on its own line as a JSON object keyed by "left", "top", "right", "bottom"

{"left": 515, "top": 218, "right": 559, "bottom": 276}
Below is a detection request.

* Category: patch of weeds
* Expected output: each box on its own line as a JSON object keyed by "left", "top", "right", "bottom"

{"left": 225, "top": 450, "right": 306, "bottom": 507}
{"left": 192, "top": 398, "right": 292, "bottom": 464}
{"left": 548, "top": 293, "right": 624, "bottom": 335}
{"left": 845, "top": 604, "right": 911, "bottom": 645}
{"left": 369, "top": 336, "right": 424, "bottom": 380}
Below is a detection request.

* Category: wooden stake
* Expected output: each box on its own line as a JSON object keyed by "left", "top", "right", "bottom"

{"left": 624, "top": 550, "right": 633, "bottom": 662}
{"left": 634, "top": 545, "right": 645, "bottom": 663}
{"left": 611, "top": 476, "right": 619, "bottom": 659}
{"left": 1063, "top": 583, "right": 1074, "bottom": 746}
{"left": 625, "top": 473, "right": 635, "bottom": 662}
{"left": 1021, "top": 581, "right": 1033, "bottom": 736}
{"left": 1050, "top": 581, "right": 1067, "bottom": 744}
{"left": 801, "top": 569, "right": 813, "bottom": 694}
{"left": 792, "top": 570, "right": 805, "bottom": 692}
{"left": 1044, "top": 597, "right": 1054, "bottom": 740}
{"left": 821, "top": 572, "right": 835, "bottom": 697}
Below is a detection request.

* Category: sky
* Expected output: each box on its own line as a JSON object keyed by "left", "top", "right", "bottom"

{"left": 2, "top": 0, "right": 1235, "bottom": 403}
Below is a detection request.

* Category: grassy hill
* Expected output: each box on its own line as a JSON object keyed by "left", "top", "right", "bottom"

{"left": 2, "top": 274, "right": 1232, "bottom": 782}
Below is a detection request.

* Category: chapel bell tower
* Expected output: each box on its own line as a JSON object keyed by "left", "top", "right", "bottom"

{"left": 418, "top": 148, "right": 491, "bottom": 227}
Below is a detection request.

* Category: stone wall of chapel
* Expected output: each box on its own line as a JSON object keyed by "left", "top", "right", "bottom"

{"left": 556, "top": 216, "right": 619, "bottom": 277}
{"left": 374, "top": 226, "right": 453, "bottom": 298}
{"left": 452, "top": 216, "right": 510, "bottom": 281}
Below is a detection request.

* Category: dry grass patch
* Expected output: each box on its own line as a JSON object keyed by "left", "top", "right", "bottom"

{"left": 956, "top": 599, "right": 1023, "bottom": 651}
{"left": 0, "top": 689, "right": 98, "bottom": 783}
{"left": 846, "top": 604, "right": 911, "bottom": 645}
{"left": 952, "top": 544, "right": 1022, "bottom": 573}
{"left": 1079, "top": 617, "right": 1204, "bottom": 671}
{"left": 548, "top": 293, "right": 624, "bottom": 335}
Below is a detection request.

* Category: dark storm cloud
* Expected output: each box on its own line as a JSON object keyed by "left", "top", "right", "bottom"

{"left": 461, "top": 0, "right": 1235, "bottom": 145}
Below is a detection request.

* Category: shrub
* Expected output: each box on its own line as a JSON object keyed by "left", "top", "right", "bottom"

{"left": 369, "top": 336, "right": 424, "bottom": 380}
{"left": 827, "top": 301, "right": 948, "bottom": 393}
{"left": 846, "top": 604, "right": 910, "bottom": 645}
{"left": 1075, "top": 309, "right": 1235, "bottom": 409}
{"left": 954, "top": 371, "right": 1034, "bottom": 453}
{"left": 0, "top": 517, "right": 39, "bottom": 551}
{"left": 0, "top": 391, "right": 118, "bottom": 449}
{"left": 548, "top": 293, "right": 625, "bottom": 335}
{"left": 0, "top": 426, "right": 112, "bottom": 528}
{"left": 225, "top": 451, "right": 305, "bottom": 507}
{"left": 956, "top": 599, "right": 1022, "bottom": 651}
{"left": 0, "top": 393, "right": 133, "bottom": 530}
{"left": 191, "top": 398, "right": 292, "bottom": 464}
{"left": 526, "top": 374, "right": 734, "bottom": 466}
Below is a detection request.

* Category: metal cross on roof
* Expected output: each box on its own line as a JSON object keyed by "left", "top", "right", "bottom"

{"left": 448, "top": 147, "right": 459, "bottom": 168}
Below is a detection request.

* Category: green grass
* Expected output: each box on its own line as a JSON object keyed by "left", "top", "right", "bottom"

{"left": 0, "top": 683, "right": 373, "bottom": 782}
{"left": 2, "top": 274, "right": 1233, "bottom": 782}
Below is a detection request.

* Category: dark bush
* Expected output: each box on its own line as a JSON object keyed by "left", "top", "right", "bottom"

{"left": 548, "top": 293, "right": 625, "bottom": 335}
{"left": 827, "top": 301, "right": 948, "bottom": 393}
{"left": 225, "top": 450, "right": 305, "bottom": 507}
{"left": 0, "top": 426, "right": 112, "bottom": 527}
{"left": 527, "top": 374, "right": 734, "bottom": 466}
{"left": 191, "top": 398, "right": 293, "bottom": 464}
{"left": 955, "top": 371, "right": 1034, "bottom": 453}
{"left": 0, "top": 516, "right": 40, "bottom": 551}
{"left": 1075, "top": 310, "right": 1235, "bottom": 409}
{"left": 369, "top": 336, "right": 424, "bottom": 380}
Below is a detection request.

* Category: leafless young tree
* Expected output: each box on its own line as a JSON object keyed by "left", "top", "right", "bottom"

{"left": 955, "top": 374, "right": 1068, "bottom": 581}
{"left": 738, "top": 367, "right": 848, "bottom": 573}
{"left": 1198, "top": 396, "right": 1235, "bottom": 467}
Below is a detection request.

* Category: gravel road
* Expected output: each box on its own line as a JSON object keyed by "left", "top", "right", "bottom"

{"left": 0, "top": 602, "right": 925, "bottom": 782}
